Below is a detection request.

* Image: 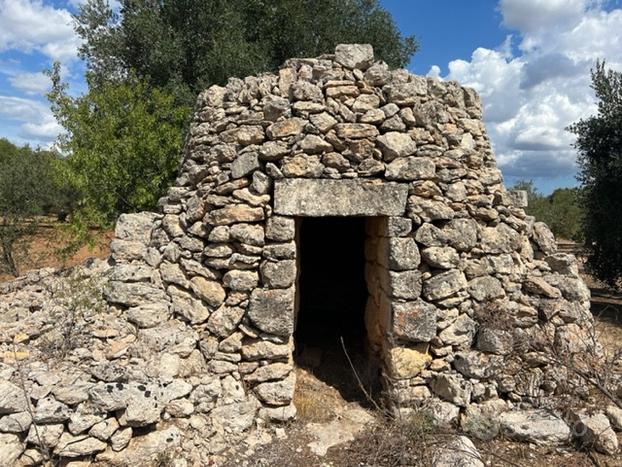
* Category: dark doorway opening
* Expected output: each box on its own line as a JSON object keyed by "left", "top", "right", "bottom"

{"left": 295, "top": 217, "right": 378, "bottom": 404}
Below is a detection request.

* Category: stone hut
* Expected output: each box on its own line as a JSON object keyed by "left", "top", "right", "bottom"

{"left": 106, "top": 43, "right": 593, "bottom": 418}
{"left": 0, "top": 44, "right": 597, "bottom": 461}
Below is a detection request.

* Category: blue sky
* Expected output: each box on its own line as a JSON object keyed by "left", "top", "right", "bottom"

{"left": 1, "top": 0, "right": 621, "bottom": 194}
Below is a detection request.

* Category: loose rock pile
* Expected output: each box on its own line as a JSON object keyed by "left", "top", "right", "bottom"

{"left": 0, "top": 44, "right": 618, "bottom": 464}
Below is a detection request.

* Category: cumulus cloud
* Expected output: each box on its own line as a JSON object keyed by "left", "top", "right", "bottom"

{"left": 8, "top": 71, "right": 51, "bottom": 95}
{"left": 0, "top": 95, "right": 62, "bottom": 142}
{"left": 0, "top": 0, "right": 81, "bottom": 62}
{"left": 429, "top": 0, "right": 622, "bottom": 185}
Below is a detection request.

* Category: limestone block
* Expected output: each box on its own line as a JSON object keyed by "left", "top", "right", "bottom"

{"left": 265, "top": 216, "right": 295, "bottom": 241}
{"left": 467, "top": 276, "right": 505, "bottom": 302}
{"left": 421, "top": 246, "right": 459, "bottom": 269}
{"left": 376, "top": 132, "right": 417, "bottom": 161}
{"left": 254, "top": 373, "right": 296, "bottom": 405}
{"left": 385, "top": 157, "right": 435, "bottom": 181}
{"left": 209, "top": 205, "right": 265, "bottom": 226}
{"left": 386, "top": 270, "right": 422, "bottom": 299}
{"left": 335, "top": 123, "right": 379, "bottom": 139}
{"left": 423, "top": 270, "right": 467, "bottom": 301}
{"left": 267, "top": 118, "right": 306, "bottom": 139}
{"left": 248, "top": 288, "right": 295, "bottom": 336}
{"left": 392, "top": 299, "right": 437, "bottom": 342}
{"left": 231, "top": 152, "right": 260, "bottom": 179}
{"left": 260, "top": 260, "right": 296, "bottom": 289}
{"left": 335, "top": 43, "right": 374, "bottom": 70}
{"left": 0, "top": 381, "right": 28, "bottom": 414}
{"left": 385, "top": 344, "right": 432, "bottom": 379}
{"left": 499, "top": 410, "right": 570, "bottom": 445}
{"left": 274, "top": 179, "right": 407, "bottom": 217}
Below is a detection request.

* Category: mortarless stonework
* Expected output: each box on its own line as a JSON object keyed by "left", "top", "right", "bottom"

{"left": 0, "top": 45, "right": 600, "bottom": 463}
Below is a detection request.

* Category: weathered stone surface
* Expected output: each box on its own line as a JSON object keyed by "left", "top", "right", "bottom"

{"left": 206, "top": 306, "right": 245, "bottom": 338}
{"left": 223, "top": 270, "right": 259, "bottom": 291}
{"left": 386, "top": 157, "right": 435, "bottom": 181}
{"left": 54, "top": 433, "right": 107, "bottom": 458}
{"left": 0, "top": 411, "right": 31, "bottom": 433}
{"left": 432, "top": 436, "right": 484, "bottom": 467}
{"left": 384, "top": 237, "right": 420, "bottom": 271}
{"left": 33, "top": 398, "right": 70, "bottom": 424}
{"left": 430, "top": 374, "right": 471, "bottom": 407}
{"left": 115, "top": 212, "right": 158, "bottom": 243}
{"left": 267, "top": 118, "right": 306, "bottom": 139}
{"left": 265, "top": 216, "right": 295, "bottom": 241}
{"left": 127, "top": 303, "right": 170, "bottom": 328}
{"left": 190, "top": 277, "right": 226, "bottom": 308}
{"left": 335, "top": 123, "right": 379, "bottom": 139}
{"left": 282, "top": 154, "right": 324, "bottom": 178}
{"left": 0, "top": 433, "right": 23, "bottom": 466}
{"left": 335, "top": 43, "right": 374, "bottom": 69}
{"left": 423, "top": 270, "right": 467, "bottom": 301}
{"left": 480, "top": 224, "right": 520, "bottom": 254}
{"left": 453, "top": 351, "right": 500, "bottom": 379}
{"left": 606, "top": 405, "right": 622, "bottom": 431}
{"left": 499, "top": 410, "right": 570, "bottom": 445}
{"left": 386, "top": 80, "right": 427, "bottom": 105}
{"left": 421, "top": 246, "right": 459, "bottom": 269}
{"left": 254, "top": 373, "right": 296, "bottom": 405}
{"left": 476, "top": 328, "right": 513, "bottom": 355}
{"left": 461, "top": 399, "right": 509, "bottom": 441}
{"left": 568, "top": 410, "right": 619, "bottom": 454}
{"left": 376, "top": 132, "right": 417, "bottom": 160}
{"left": 258, "top": 141, "right": 289, "bottom": 161}
{"left": 439, "top": 314, "right": 478, "bottom": 346}
{"left": 260, "top": 260, "right": 296, "bottom": 289}
{"left": 231, "top": 152, "right": 260, "bottom": 179}
{"left": 386, "top": 345, "right": 432, "bottom": 379}
{"left": 248, "top": 288, "right": 295, "bottom": 336}
{"left": 299, "top": 135, "right": 333, "bottom": 154}
{"left": 467, "top": 276, "right": 505, "bottom": 301}
{"left": 209, "top": 205, "right": 265, "bottom": 225}
{"left": 392, "top": 300, "right": 437, "bottom": 342}
{"left": 532, "top": 222, "right": 557, "bottom": 255}
{"left": 274, "top": 179, "right": 407, "bottom": 216}
{"left": 523, "top": 276, "right": 562, "bottom": 298}
{"left": 0, "top": 381, "right": 28, "bottom": 415}
{"left": 387, "top": 270, "right": 421, "bottom": 299}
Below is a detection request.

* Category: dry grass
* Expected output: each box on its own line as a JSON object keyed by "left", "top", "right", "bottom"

{"left": 293, "top": 368, "right": 342, "bottom": 423}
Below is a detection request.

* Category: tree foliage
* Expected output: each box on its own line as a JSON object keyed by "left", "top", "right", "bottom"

{"left": 0, "top": 139, "right": 66, "bottom": 275}
{"left": 75, "top": 0, "right": 417, "bottom": 101}
{"left": 47, "top": 0, "right": 417, "bottom": 239}
{"left": 48, "top": 64, "right": 191, "bottom": 227}
{"left": 569, "top": 61, "right": 622, "bottom": 288}
{"left": 511, "top": 180, "right": 583, "bottom": 242}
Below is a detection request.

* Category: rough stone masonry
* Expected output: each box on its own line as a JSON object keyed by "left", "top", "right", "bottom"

{"left": 0, "top": 44, "right": 609, "bottom": 464}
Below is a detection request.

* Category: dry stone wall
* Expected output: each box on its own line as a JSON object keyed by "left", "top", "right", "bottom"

{"left": 0, "top": 44, "right": 602, "bottom": 463}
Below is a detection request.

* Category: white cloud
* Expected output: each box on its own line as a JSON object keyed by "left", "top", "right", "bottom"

{"left": 0, "top": 95, "right": 61, "bottom": 141}
{"left": 0, "top": 0, "right": 81, "bottom": 62}
{"left": 8, "top": 71, "right": 50, "bottom": 95}
{"left": 429, "top": 0, "right": 622, "bottom": 183}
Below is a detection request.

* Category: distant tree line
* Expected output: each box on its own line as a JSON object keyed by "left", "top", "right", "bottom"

{"left": 0, "top": 139, "right": 74, "bottom": 275}
{"left": 511, "top": 180, "right": 584, "bottom": 242}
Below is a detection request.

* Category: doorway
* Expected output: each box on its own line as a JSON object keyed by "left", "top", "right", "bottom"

{"left": 294, "top": 216, "right": 379, "bottom": 403}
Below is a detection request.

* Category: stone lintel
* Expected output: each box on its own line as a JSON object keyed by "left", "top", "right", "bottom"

{"left": 273, "top": 179, "right": 408, "bottom": 217}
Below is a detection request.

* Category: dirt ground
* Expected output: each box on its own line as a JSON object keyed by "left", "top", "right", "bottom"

{"left": 0, "top": 222, "right": 113, "bottom": 282}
